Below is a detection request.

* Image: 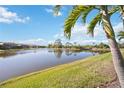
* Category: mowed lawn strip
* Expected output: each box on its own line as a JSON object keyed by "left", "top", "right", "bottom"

{"left": 0, "top": 52, "right": 119, "bottom": 88}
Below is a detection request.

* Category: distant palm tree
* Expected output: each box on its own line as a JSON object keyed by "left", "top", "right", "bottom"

{"left": 54, "top": 5, "right": 124, "bottom": 87}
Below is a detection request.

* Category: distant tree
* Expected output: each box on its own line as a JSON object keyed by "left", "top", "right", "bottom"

{"left": 65, "top": 42, "right": 73, "bottom": 48}
{"left": 73, "top": 42, "right": 78, "bottom": 48}
{"left": 54, "top": 39, "right": 62, "bottom": 48}
{"left": 48, "top": 43, "right": 53, "bottom": 48}
{"left": 98, "top": 43, "right": 109, "bottom": 48}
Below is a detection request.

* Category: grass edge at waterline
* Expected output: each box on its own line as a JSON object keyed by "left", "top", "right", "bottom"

{"left": 0, "top": 52, "right": 120, "bottom": 88}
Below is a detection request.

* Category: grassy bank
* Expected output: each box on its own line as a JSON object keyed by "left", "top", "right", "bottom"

{"left": 0, "top": 48, "right": 40, "bottom": 57}
{"left": 0, "top": 52, "right": 120, "bottom": 88}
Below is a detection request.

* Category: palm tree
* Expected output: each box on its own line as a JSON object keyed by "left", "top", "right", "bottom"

{"left": 118, "top": 31, "right": 124, "bottom": 41}
{"left": 120, "top": 6, "right": 124, "bottom": 29}
{"left": 54, "top": 5, "right": 124, "bottom": 87}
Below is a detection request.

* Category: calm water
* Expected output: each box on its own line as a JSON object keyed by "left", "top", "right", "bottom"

{"left": 0, "top": 48, "right": 97, "bottom": 82}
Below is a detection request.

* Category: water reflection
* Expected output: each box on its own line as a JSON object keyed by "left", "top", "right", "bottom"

{"left": 0, "top": 48, "right": 98, "bottom": 59}
{"left": 53, "top": 48, "right": 63, "bottom": 58}
{"left": 51, "top": 48, "right": 99, "bottom": 58}
{"left": 0, "top": 50, "right": 37, "bottom": 58}
{"left": 65, "top": 49, "right": 73, "bottom": 56}
{"left": 74, "top": 53, "right": 77, "bottom": 56}
{"left": 49, "top": 48, "right": 84, "bottom": 58}
{"left": 0, "top": 51, "right": 16, "bottom": 58}
{"left": 0, "top": 48, "right": 98, "bottom": 82}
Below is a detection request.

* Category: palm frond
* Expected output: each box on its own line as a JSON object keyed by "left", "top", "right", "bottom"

{"left": 82, "top": 6, "right": 95, "bottom": 24}
{"left": 119, "top": 36, "right": 124, "bottom": 41}
{"left": 118, "top": 31, "right": 124, "bottom": 40}
{"left": 64, "top": 5, "right": 92, "bottom": 39}
{"left": 53, "top": 5, "right": 61, "bottom": 16}
{"left": 108, "top": 6, "right": 119, "bottom": 16}
{"left": 87, "top": 13, "right": 102, "bottom": 36}
{"left": 119, "top": 5, "right": 124, "bottom": 13}
{"left": 119, "top": 6, "right": 124, "bottom": 30}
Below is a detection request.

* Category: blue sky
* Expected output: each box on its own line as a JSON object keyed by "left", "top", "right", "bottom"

{"left": 0, "top": 5, "right": 123, "bottom": 45}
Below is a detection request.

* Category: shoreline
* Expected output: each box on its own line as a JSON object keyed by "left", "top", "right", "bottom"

{"left": 0, "top": 51, "right": 120, "bottom": 88}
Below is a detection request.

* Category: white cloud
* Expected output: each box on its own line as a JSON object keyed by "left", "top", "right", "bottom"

{"left": 112, "top": 22, "right": 124, "bottom": 43}
{"left": 45, "top": 8, "right": 53, "bottom": 13}
{"left": 14, "top": 22, "right": 124, "bottom": 46}
{"left": 19, "top": 38, "right": 48, "bottom": 46}
{"left": 53, "top": 23, "right": 107, "bottom": 45}
{"left": 53, "top": 21, "right": 124, "bottom": 45}
{"left": 73, "top": 40, "right": 108, "bottom": 45}
{"left": 22, "top": 22, "right": 122, "bottom": 46}
{"left": 0, "top": 7, "right": 30, "bottom": 24}
{"left": 113, "top": 22, "right": 123, "bottom": 33}
{"left": 45, "top": 8, "right": 62, "bottom": 16}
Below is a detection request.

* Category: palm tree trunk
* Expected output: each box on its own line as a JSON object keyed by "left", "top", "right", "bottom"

{"left": 101, "top": 6, "right": 124, "bottom": 87}
{"left": 108, "top": 38, "right": 124, "bottom": 87}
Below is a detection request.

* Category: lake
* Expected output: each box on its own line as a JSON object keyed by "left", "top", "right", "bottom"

{"left": 0, "top": 48, "right": 98, "bottom": 82}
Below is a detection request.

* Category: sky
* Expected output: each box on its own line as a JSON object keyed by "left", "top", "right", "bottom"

{"left": 0, "top": 5, "right": 123, "bottom": 45}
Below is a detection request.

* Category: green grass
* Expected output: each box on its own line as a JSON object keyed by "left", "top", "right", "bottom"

{"left": 0, "top": 52, "right": 117, "bottom": 88}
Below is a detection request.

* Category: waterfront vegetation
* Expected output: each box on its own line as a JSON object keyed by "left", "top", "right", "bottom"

{"left": 1, "top": 50, "right": 123, "bottom": 88}
{"left": 1, "top": 5, "right": 124, "bottom": 88}
{"left": 0, "top": 41, "right": 123, "bottom": 88}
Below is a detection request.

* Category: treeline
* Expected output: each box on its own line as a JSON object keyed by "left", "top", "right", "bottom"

{"left": 0, "top": 42, "right": 46, "bottom": 50}
{"left": 48, "top": 39, "right": 110, "bottom": 49}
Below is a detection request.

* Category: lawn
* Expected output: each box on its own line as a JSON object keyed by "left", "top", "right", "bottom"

{"left": 0, "top": 51, "right": 120, "bottom": 88}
